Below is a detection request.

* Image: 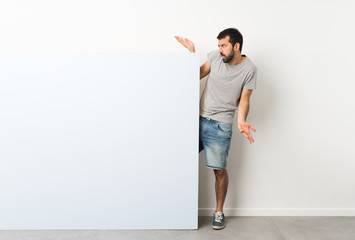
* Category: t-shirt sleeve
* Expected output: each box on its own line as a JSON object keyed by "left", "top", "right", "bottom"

{"left": 243, "top": 68, "right": 257, "bottom": 90}
{"left": 207, "top": 50, "right": 218, "bottom": 66}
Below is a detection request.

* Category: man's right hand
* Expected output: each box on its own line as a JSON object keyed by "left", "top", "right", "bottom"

{"left": 174, "top": 36, "right": 196, "bottom": 53}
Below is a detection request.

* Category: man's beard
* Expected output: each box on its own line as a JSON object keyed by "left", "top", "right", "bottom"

{"left": 221, "top": 51, "right": 234, "bottom": 63}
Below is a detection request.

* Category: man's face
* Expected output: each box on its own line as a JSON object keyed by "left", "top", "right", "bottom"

{"left": 218, "top": 36, "right": 236, "bottom": 63}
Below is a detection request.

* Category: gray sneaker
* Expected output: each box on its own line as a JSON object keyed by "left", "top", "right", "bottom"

{"left": 212, "top": 211, "right": 225, "bottom": 230}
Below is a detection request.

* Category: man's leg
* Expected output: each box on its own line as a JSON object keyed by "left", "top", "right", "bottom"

{"left": 214, "top": 169, "right": 228, "bottom": 212}
{"left": 200, "top": 117, "right": 232, "bottom": 229}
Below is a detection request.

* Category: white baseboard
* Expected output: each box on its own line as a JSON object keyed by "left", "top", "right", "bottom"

{"left": 198, "top": 208, "right": 355, "bottom": 216}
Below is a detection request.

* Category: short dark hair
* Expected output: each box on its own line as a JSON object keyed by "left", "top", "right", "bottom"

{"left": 217, "top": 28, "right": 243, "bottom": 53}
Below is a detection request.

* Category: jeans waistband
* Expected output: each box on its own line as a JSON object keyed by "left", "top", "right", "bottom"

{"left": 200, "top": 116, "right": 212, "bottom": 121}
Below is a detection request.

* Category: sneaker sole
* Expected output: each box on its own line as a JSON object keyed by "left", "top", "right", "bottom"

{"left": 211, "top": 224, "right": 226, "bottom": 230}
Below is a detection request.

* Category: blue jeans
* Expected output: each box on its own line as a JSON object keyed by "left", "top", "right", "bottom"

{"left": 199, "top": 116, "right": 232, "bottom": 170}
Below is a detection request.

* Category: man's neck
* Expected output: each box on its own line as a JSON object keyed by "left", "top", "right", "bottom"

{"left": 228, "top": 54, "right": 246, "bottom": 66}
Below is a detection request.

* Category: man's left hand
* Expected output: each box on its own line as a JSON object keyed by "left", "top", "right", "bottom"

{"left": 238, "top": 121, "right": 256, "bottom": 144}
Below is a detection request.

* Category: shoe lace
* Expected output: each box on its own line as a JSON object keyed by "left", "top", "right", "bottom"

{"left": 214, "top": 212, "right": 223, "bottom": 223}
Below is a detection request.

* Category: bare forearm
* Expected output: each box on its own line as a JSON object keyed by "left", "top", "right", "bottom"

{"left": 237, "top": 89, "right": 255, "bottom": 143}
{"left": 237, "top": 102, "right": 250, "bottom": 123}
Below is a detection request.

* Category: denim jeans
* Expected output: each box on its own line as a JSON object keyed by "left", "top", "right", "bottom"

{"left": 199, "top": 116, "right": 232, "bottom": 170}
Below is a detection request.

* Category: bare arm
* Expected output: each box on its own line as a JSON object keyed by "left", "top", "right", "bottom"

{"left": 237, "top": 89, "right": 256, "bottom": 144}
{"left": 200, "top": 61, "right": 211, "bottom": 80}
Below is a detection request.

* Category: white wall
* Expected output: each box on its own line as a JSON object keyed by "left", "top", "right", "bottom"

{"left": 1, "top": 0, "right": 354, "bottom": 216}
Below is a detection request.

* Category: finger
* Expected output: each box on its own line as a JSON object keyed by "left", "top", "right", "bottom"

{"left": 244, "top": 132, "right": 253, "bottom": 144}
{"left": 243, "top": 132, "right": 249, "bottom": 139}
{"left": 249, "top": 133, "right": 254, "bottom": 142}
{"left": 177, "top": 36, "right": 185, "bottom": 44}
{"left": 179, "top": 37, "right": 188, "bottom": 47}
{"left": 175, "top": 36, "right": 183, "bottom": 44}
{"left": 250, "top": 124, "right": 256, "bottom": 132}
{"left": 183, "top": 38, "right": 190, "bottom": 47}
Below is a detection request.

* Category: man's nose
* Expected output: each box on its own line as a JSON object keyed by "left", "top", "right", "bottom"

{"left": 219, "top": 47, "right": 223, "bottom": 53}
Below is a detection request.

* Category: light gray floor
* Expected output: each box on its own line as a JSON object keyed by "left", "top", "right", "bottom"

{"left": 1, "top": 216, "right": 355, "bottom": 240}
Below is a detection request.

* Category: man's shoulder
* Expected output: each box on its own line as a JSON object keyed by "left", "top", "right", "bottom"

{"left": 207, "top": 50, "right": 221, "bottom": 63}
{"left": 244, "top": 56, "right": 257, "bottom": 72}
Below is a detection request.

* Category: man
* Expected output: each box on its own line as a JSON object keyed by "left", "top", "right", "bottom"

{"left": 175, "top": 28, "right": 257, "bottom": 230}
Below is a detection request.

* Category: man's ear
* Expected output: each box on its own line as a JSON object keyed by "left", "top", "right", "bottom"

{"left": 234, "top": 42, "right": 240, "bottom": 52}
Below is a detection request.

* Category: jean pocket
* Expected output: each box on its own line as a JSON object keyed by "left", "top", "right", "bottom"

{"left": 217, "top": 122, "right": 233, "bottom": 134}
